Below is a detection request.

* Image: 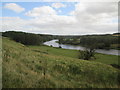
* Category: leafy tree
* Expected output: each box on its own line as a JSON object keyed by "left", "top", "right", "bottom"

{"left": 79, "top": 47, "right": 95, "bottom": 60}
{"left": 2, "top": 31, "right": 54, "bottom": 45}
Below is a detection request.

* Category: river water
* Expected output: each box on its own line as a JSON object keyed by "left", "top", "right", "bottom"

{"left": 44, "top": 40, "right": 119, "bottom": 56}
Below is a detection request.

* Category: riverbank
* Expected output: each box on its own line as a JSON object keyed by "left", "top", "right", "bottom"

{"left": 30, "top": 45, "right": 119, "bottom": 65}
{"left": 44, "top": 40, "right": 120, "bottom": 56}
{"left": 56, "top": 41, "right": 120, "bottom": 50}
{"left": 3, "top": 37, "right": 120, "bottom": 88}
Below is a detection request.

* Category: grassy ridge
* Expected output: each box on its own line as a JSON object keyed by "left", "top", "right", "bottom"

{"left": 2, "top": 37, "right": 120, "bottom": 88}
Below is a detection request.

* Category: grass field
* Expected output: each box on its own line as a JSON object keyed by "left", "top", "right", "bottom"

{"left": 29, "top": 45, "right": 119, "bottom": 65}
{"left": 2, "top": 37, "right": 120, "bottom": 88}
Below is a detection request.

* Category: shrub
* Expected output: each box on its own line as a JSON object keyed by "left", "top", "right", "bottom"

{"left": 78, "top": 48, "right": 95, "bottom": 60}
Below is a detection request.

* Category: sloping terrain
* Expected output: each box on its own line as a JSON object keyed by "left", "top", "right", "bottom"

{"left": 2, "top": 37, "right": 120, "bottom": 88}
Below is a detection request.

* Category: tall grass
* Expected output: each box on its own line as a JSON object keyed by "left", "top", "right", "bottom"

{"left": 2, "top": 37, "right": 120, "bottom": 88}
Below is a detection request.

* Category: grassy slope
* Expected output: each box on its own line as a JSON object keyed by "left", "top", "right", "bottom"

{"left": 29, "top": 45, "right": 119, "bottom": 65}
{"left": 2, "top": 37, "right": 120, "bottom": 88}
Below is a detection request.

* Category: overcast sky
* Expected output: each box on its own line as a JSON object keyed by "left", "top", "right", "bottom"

{"left": 1, "top": 1, "right": 118, "bottom": 35}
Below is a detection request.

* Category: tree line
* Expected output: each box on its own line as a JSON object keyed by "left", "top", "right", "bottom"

{"left": 58, "top": 34, "right": 120, "bottom": 50}
{"left": 2, "top": 31, "right": 54, "bottom": 45}
{"left": 80, "top": 35, "right": 120, "bottom": 49}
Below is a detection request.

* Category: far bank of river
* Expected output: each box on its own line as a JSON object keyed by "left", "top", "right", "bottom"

{"left": 44, "top": 40, "right": 119, "bottom": 56}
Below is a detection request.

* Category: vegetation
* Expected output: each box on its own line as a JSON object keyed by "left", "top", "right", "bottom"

{"left": 2, "top": 37, "right": 120, "bottom": 88}
{"left": 29, "top": 45, "right": 119, "bottom": 65}
{"left": 78, "top": 49, "right": 95, "bottom": 60}
{"left": 80, "top": 35, "right": 119, "bottom": 50}
{"left": 57, "top": 34, "right": 120, "bottom": 50}
{"left": 3, "top": 31, "right": 120, "bottom": 50}
{"left": 2, "top": 31, "right": 54, "bottom": 45}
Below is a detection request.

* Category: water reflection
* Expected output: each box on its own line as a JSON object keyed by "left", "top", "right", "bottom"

{"left": 44, "top": 40, "right": 119, "bottom": 56}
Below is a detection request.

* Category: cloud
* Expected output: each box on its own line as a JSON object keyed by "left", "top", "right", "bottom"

{"left": 75, "top": 2, "right": 117, "bottom": 14}
{"left": 29, "top": 15, "right": 77, "bottom": 27}
{"left": 25, "top": 6, "right": 57, "bottom": 17}
{"left": 2, "top": 2, "right": 118, "bottom": 35}
{"left": 1, "top": 17, "right": 29, "bottom": 32}
{"left": 51, "top": 3, "right": 66, "bottom": 9}
{"left": 4, "top": 3, "right": 25, "bottom": 13}
{"left": 69, "top": 2, "right": 118, "bottom": 34}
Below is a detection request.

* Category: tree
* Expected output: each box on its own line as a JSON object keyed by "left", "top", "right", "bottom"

{"left": 58, "top": 38, "right": 63, "bottom": 48}
{"left": 79, "top": 47, "right": 95, "bottom": 60}
{"left": 79, "top": 40, "right": 96, "bottom": 60}
{"left": 2, "top": 31, "right": 54, "bottom": 45}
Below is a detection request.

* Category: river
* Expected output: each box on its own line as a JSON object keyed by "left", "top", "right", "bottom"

{"left": 44, "top": 40, "right": 119, "bottom": 56}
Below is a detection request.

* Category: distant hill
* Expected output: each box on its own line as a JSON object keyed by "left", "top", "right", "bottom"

{"left": 112, "top": 33, "right": 120, "bottom": 36}
{"left": 2, "top": 31, "right": 54, "bottom": 45}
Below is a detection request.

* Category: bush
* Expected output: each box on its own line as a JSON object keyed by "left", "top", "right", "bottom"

{"left": 59, "top": 46, "right": 62, "bottom": 48}
{"left": 79, "top": 48, "right": 95, "bottom": 60}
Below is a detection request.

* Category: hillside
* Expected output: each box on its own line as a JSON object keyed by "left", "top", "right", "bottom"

{"left": 2, "top": 37, "right": 120, "bottom": 88}
{"left": 2, "top": 31, "right": 54, "bottom": 45}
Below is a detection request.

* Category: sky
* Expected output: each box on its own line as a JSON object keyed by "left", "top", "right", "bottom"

{"left": 1, "top": 1, "right": 118, "bottom": 35}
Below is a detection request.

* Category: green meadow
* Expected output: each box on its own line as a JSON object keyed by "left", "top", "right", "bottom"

{"left": 2, "top": 37, "right": 120, "bottom": 88}
{"left": 29, "top": 45, "right": 119, "bottom": 65}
